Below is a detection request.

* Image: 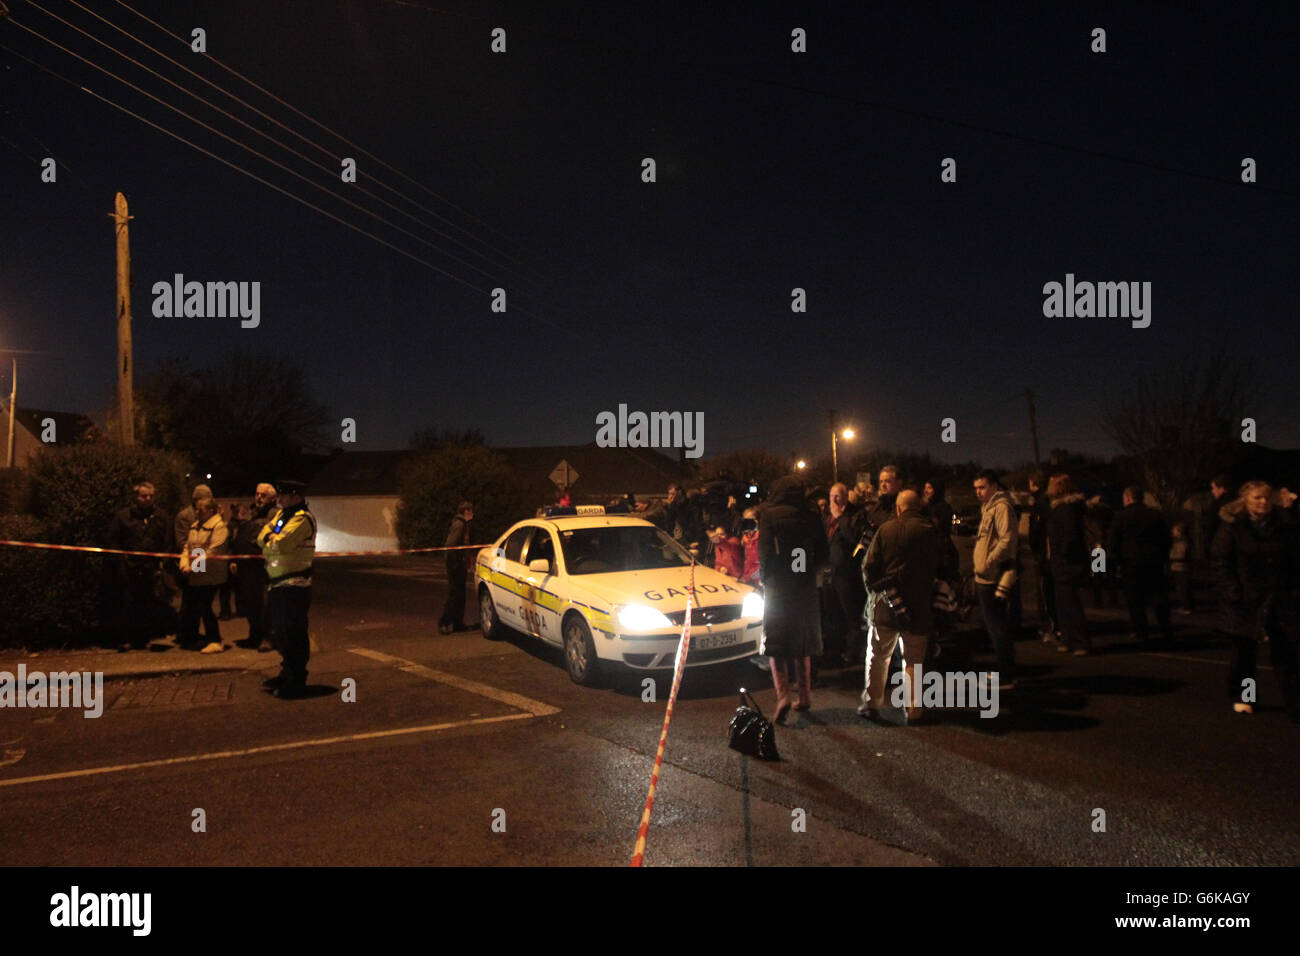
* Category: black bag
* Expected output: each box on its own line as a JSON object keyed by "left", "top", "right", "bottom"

{"left": 728, "top": 688, "right": 780, "bottom": 761}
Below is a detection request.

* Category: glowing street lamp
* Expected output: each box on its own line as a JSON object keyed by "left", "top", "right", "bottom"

{"left": 829, "top": 411, "right": 855, "bottom": 485}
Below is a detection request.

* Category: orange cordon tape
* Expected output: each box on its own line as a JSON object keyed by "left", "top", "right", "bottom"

{"left": 0, "top": 540, "right": 492, "bottom": 559}
{"left": 630, "top": 559, "right": 695, "bottom": 867}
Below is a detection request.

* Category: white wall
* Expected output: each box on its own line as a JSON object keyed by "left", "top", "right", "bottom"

{"left": 308, "top": 495, "right": 400, "bottom": 553}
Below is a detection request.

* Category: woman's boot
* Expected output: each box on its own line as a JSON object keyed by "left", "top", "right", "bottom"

{"left": 794, "top": 656, "right": 812, "bottom": 711}
{"left": 771, "top": 658, "right": 792, "bottom": 723}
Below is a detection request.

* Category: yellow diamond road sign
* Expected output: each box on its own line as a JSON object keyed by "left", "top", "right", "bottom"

{"left": 549, "top": 460, "right": 578, "bottom": 489}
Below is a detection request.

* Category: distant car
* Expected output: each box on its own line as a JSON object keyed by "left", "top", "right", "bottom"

{"left": 474, "top": 506, "right": 764, "bottom": 685}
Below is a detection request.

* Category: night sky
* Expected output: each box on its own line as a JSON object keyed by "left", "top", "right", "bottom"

{"left": 1, "top": 1, "right": 1297, "bottom": 467}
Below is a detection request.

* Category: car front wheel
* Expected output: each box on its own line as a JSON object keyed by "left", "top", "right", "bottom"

{"left": 563, "top": 615, "right": 601, "bottom": 686}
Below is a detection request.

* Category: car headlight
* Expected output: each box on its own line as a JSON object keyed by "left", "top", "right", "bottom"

{"left": 616, "top": 604, "right": 673, "bottom": 630}
{"left": 742, "top": 591, "right": 764, "bottom": 619}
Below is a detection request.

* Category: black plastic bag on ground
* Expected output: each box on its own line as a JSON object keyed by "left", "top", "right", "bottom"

{"left": 728, "top": 688, "right": 780, "bottom": 761}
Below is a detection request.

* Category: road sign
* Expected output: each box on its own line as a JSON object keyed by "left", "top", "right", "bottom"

{"left": 550, "top": 460, "right": 579, "bottom": 490}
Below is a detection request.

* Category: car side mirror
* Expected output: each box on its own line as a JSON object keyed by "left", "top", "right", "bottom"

{"left": 528, "top": 558, "right": 551, "bottom": 574}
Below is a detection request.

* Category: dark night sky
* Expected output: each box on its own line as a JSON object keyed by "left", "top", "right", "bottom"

{"left": 1, "top": 1, "right": 1297, "bottom": 468}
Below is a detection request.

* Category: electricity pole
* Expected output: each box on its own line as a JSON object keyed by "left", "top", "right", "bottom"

{"left": 6, "top": 357, "right": 15, "bottom": 468}
{"left": 113, "top": 192, "right": 135, "bottom": 446}
{"left": 1025, "top": 387, "right": 1041, "bottom": 468}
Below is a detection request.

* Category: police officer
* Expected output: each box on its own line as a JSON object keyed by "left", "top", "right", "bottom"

{"left": 258, "top": 479, "right": 317, "bottom": 699}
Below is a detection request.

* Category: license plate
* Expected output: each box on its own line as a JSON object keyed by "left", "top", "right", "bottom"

{"left": 692, "top": 630, "right": 740, "bottom": 651}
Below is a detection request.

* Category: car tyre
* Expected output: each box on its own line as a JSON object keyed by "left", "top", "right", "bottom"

{"left": 479, "top": 586, "right": 505, "bottom": 641}
{"left": 563, "top": 615, "right": 601, "bottom": 686}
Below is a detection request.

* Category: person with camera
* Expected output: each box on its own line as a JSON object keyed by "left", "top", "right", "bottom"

{"left": 857, "top": 489, "right": 949, "bottom": 723}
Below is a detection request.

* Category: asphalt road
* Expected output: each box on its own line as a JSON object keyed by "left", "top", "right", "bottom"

{"left": 1, "top": 554, "right": 1297, "bottom": 866}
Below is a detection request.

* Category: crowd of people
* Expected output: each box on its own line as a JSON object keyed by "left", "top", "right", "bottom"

{"left": 105, "top": 477, "right": 318, "bottom": 698}
{"left": 640, "top": 467, "right": 1300, "bottom": 724}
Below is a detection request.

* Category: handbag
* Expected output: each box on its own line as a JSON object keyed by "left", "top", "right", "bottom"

{"left": 728, "top": 687, "right": 780, "bottom": 761}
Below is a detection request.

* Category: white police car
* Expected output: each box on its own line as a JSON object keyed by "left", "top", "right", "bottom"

{"left": 475, "top": 506, "right": 764, "bottom": 684}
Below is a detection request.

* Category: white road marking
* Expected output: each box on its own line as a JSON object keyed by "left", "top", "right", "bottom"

{"left": 348, "top": 647, "right": 561, "bottom": 717}
{"left": 0, "top": 714, "right": 533, "bottom": 789}
{"left": 1140, "top": 651, "right": 1273, "bottom": 670}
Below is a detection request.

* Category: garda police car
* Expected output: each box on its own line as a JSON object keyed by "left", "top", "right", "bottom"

{"left": 475, "top": 506, "right": 764, "bottom": 685}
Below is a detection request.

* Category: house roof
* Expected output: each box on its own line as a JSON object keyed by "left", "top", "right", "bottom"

{"left": 306, "top": 444, "right": 685, "bottom": 499}
{"left": 1, "top": 402, "right": 101, "bottom": 444}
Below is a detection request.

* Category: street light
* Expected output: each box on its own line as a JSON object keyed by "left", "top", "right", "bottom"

{"left": 829, "top": 411, "right": 855, "bottom": 485}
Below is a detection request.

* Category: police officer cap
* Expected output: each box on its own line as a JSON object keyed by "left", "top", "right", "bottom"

{"left": 276, "top": 479, "right": 308, "bottom": 495}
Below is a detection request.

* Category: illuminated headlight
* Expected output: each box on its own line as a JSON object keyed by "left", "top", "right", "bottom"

{"left": 742, "top": 591, "right": 764, "bottom": 619}
{"left": 617, "top": 604, "right": 673, "bottom": 630}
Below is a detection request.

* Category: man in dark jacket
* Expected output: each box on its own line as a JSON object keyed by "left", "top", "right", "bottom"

{"left": 106, "top": 481, "right": 172, "bottom": 651}
{"left": 1211, "top": 481, "right": 1300, "bottom": 719}
{"left": 1108, "top": 486, "right": 1173, "bottom": 645}
{"left": 824, "top": 482, "right": 868, "bottom": 666}
{"left": 858, "top": 489, "right": 953, "bottom": 722}
{"left": 231, "top": 482, "right": 277, "bottom": 650}
{"left": 1026, "top": 472, "right": 1056, "bottom": 638}
{"left": 439, "top": 501, "right": 474, "bottom": 634}
{"left": 759, "top": 477, "right": 829, "bottom": 718}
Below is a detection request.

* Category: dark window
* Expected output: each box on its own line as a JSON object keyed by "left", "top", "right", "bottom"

{"left": 527, "top": 528, "right": 556, "bottom": 572}
{"left": 504, "top": 526, "right": 532, "bottom": 563}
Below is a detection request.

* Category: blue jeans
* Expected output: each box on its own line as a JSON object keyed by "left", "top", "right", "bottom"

{"left": 977, "top": 582, "right": 1016, "bottom": 682}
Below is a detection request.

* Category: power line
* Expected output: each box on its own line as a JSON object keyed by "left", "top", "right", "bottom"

{"left": 2, "top": 27, "right": 578, "bottom": 337}
{"left": 60, "top": 0, "right": 548, "bottom": 290}
{"left": 16, "top": 5, "right": 540, "bottom": 297}
{"left": 110, "top": 0, "right": 553, "bottom": 270}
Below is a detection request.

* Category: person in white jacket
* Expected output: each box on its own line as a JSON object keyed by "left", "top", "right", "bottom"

{"left": 179, "top": 496, "right": 229, "bottom": 653}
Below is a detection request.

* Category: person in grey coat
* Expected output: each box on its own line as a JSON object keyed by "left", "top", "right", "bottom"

{"left": 758, "top": 476, "right": 829, "bottom": 720}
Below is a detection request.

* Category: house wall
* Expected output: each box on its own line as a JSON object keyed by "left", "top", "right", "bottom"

{"left": 307, "top": 495, "right": 400, "bottom": 553}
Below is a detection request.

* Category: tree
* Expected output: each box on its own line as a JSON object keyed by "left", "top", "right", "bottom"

{"left": 395, "top": 444, "right": 532, "bottom": 549}
{"left": 694, "top": 447, "right": 794, "bottom": 491}
{"left": 1102, "top": 349, "right": 1261, "bottom": 509}
{"left": 135, "top": 350, "right": 333, "bottom": 493}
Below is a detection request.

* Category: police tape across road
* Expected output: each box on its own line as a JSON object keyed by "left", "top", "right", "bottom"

{"left": 0, "top": 540, "right": 492, "bottom": 559}
{"left": 630, "top": 560, "right": 696, "bottom": 868}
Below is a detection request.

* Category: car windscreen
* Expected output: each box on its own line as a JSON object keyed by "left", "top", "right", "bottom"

{"left": 558, "top": 525, "right": 695, "bottom": 575}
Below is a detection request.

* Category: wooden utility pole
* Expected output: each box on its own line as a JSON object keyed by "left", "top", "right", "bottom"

{"left": 1025, "top": 387, "right": 1041, "bottom": 468}
{"left": 6, "top": 357, "right": 15, "bottom": 468}
{"left": 113, "top": 192, "right": 134, "bottom": 445}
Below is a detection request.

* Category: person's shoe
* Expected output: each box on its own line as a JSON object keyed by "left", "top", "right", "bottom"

{"left": 856, "top": 703, "right": 880, "bottom": 720}
{"left": 748, "top": 656, "right": 771, "bottom": 672}
{"left": 235, "top": 637, "right": 260, "bottom": 650}
{"left": 257, "top": 641, "right": 274, "bottom": 653}
{"left": 905, "top": 708, "right": 924, "bottom": 724}
{"left": 1072, "top": 647, "right": 1090, "bottom": 656}
{"left": 1041, "top": 632, "right": 1061, "bottom": 645}
{"left": 200, "top": 641, "right": 223, "bottom": 654}
{"left": 1000, "top": 680, "right": 1017, "bottom": 691}
{"left": 273, "top": 682, "right": 308, "bottom": 700}
{"left": 117, "top": 642, "right": 133, "bottom": 653}
{"left": 1056, "top": 642, "right": 1070, "bottom": 653}
{"left": 1175, "top": 608, "right": 1193, "bottom": 616}
{"left": 262, "top": 674, "right": 286, "bottom": 689}
{"left": 1232, "top": 702, "right": 1253, "bottom": 715}
{"left": 218, "top": 612, "right": 232, "bottom": 621}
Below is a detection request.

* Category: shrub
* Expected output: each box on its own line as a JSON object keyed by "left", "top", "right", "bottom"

{"left": 395, "top": 445, "right": 531, "bottom": 550}
{"left": 0, "top": 444, "right": 190, "bottom": 648}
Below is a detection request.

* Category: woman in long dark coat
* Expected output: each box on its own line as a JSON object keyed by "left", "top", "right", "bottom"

{"left": 1046, "top": 474, "right": 1090, "bottom": 655}
{"left": 758, "top": 477, "right": 829, "bottom": 720}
